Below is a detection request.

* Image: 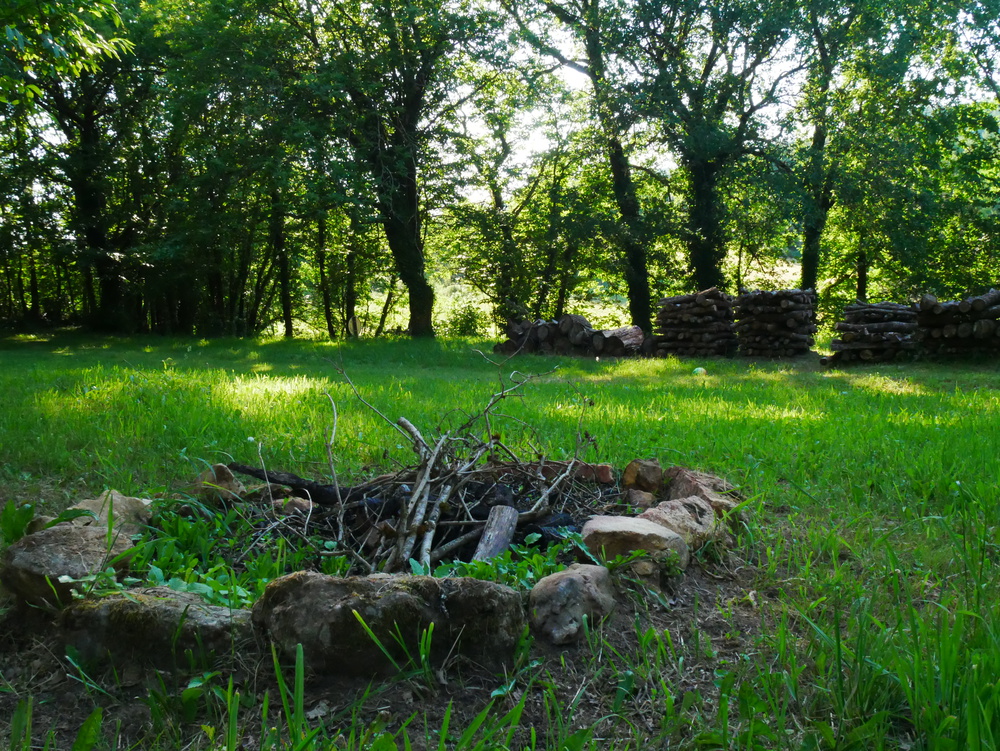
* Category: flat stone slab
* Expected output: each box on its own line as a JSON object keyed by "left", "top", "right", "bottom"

{"left": 61, "top": 588, "right": 254, "bottom": 665}
{"left": 581, "top": 515, "right": 690, "bottom": 571}
{"left": 252, "top": 571, "right": 525, "bottom": 675}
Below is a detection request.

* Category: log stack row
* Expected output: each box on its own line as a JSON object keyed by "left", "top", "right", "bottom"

{"left": 734, "top": 289, "right": 817, "bottom": 357}
{"left": 916, "top": 289, "right": 1000, "bottom": 357}
{"left": 649, "top": 288, "right": 737, "bottom": 358}
{"left": 822, "top": 302, "right": 918, "bottom": 366}
{"left": 494, "top": 315, "right": 644, "bottom": 357}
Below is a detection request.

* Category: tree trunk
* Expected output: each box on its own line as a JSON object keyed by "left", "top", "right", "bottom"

{"left": 374, "top": 139, "right": 434, "bottom": 337}
{"left": 384, "top": 217, "right": 434, "bottom": 337}
{"left": 316, "top": 213, "right": 336, "bottom": 339}
{"left": 72, "top": 110, "right": 126, "bottom": 332}
{"left": 800, "top": 121, "right": 834, "bottom": 292}
{"left": 607, "top": 136, "right": 652, "bottom": 332}
{"left": 687, "top": 158, "right": 726, "bottom": 292}
{"left": 270, "top": 188, "right": 294, "bottom": 338}
{"left": 344, "top": 247, "right": 359, "bottom": 337}
{"left": 856, "top": 249, "right": 868, "bottom": 303}
{"left": 52, "top": 72, "right": 137, "bottom": 333}
{"left": 582, "top": 15, "right": 652, "bottom": 333}
{"left": 533, "top": 158, "right": 567, "bottom": 319}
{"left": 27, "top": 252, "right": 40, "bottom": 322}
{"left": 374, "top": 281, "right": 397, "bottom": 338}
{"left": 553, "top": 236, "right": 580, "bottom": 321}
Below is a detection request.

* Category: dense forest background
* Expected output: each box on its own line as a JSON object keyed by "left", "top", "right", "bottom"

{"left": 1, "top": 0, "right": 998, "bottom": 338}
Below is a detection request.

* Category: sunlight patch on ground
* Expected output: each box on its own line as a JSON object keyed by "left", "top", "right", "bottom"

{"left": 221, "top": 374, "right": 320, "bottom": 401}
{"left": 842, "top": 372, "right": 930, "bottom": 396}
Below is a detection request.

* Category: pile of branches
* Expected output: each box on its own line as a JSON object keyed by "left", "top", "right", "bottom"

{"left": 494, "top": 315, "right": 645, "bottom": 358}
{"left": 822, "top": 302, "right": 918, "bottom": 366}
{"left": 649, "top": 288, "right": 737, "bottom": 357}
{"left": 226, "top": 368, "right": 610, "bottom": 574}
{"left": 734, "top": 289, "right": 817, "bottom": 357}
{"left": 917, "top": 289, "right": 1000, "bottom": 357}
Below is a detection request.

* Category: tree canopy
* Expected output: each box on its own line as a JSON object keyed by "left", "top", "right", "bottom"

{"left": 0, "top": 0, "right": 996, "bottom": 336}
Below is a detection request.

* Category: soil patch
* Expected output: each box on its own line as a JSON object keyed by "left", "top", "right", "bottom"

{"left": 0, "top": 559, "right": 767, "bottom": 748}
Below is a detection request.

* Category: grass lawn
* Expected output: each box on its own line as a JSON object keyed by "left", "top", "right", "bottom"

{"left": 1, "top": 330, "right": 999, "bottom": 749}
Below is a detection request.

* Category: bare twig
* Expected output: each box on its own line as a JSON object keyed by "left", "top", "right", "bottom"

{"left": 397, "top": 431, "right": 451, "bottom": 567}
{"left": 417, "top": 481, "right": 454, "bottom": 568}
{"left": 397, "top": 416, "right": 430, "bottom": 458}
{"left": 322, "top": 392, "right": 346, "bottom": 541}
{"left": 328, "top": 362, "right": 411, "bottom": 443}
{"left": 256, "top": 441, "right": 274, "bottom": 507}
{"left": 430, "top": 526, "right": 487, "bottom": 563}
{"left": 519, "top": 457, "right": 578, "bottom": 522}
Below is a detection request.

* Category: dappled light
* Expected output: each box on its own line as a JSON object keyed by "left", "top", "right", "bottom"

{"left": 2, "top": 336, "right": 1000, "bottom": 747}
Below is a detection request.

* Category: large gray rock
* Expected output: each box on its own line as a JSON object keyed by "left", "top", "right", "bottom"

{"left": 252, "top": 571, "right": 524, "bottom": 675}
{"left": 61, "top": 588, "right": 254, "bottom": 665}
{"left": 581, "top": 515, "right": 690, "bottom": 572}
{"left": 68, "top": 490, "right": 153, "bottom": 537}
{"left": 529, "top": 564, "right": 615, "bottom": 645}
{"left": 0, "top": 524, "right": 136, "bottom": 610}
{"left": 639, "top": 496, "right": 720, "bottom": 549}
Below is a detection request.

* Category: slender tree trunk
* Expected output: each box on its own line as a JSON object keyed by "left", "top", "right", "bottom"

{"left": 487, "top": 180, "right": 520, "bottom": 328}
{"left": 270, "top": 188, "right": 294, "bottom": 338}
{"left": 374, "top": 282, "right": 397, "bottom": 338}
{"left": 71, "top": 110, "right": 127, "bottom": 331}
{"left": 14, "top": 254, "right": 27, "bottom": 317}
{"left": 856, "top": 248, "right": 868, "bottom": 302}
{"left": 533, "top": 160, "right": 567, "bottom": 319}
{"left": 82, "top": 265, "right": 97, "bottom": 320}
{"left": 606, "top": 137, "right": 652, "bottom": 331}
{"left": 582, "top": 12, "right": 652, "bottom": 332}
{"left": 553, "top": 236, "right": 580, "bottom": 320}
{"left": 687, "top": 158, "right": 727, "bottom": 291}
{"left": 344, "top": 248, "right": 359, "bottom": 336}
{"left": 27, "top": 252, "right": 40, "bottom": 321}
{"left": 316, "top": 213, "right": 336, "bottom": 339}
{"left": 344, "top": 211, "right": 367, "bottom": 337}
{"left": 801, "top": 15, "right": 847, "bottom": 292}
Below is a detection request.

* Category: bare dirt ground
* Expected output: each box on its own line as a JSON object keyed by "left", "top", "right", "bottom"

{"left": 0, "top": 558, "right": 767, "bottom": 749}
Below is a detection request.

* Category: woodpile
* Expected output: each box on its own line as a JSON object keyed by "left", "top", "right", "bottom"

{"left": 734, "top": 289, "right": 817, "bottom": 357}
{"left": 648, "top": 288, "right": 737, "bottom": 358}
{"left": 916, "top": 289, "right": 1000, "bottom": 357}
{"left": 821, "top": 302, "right": 918, "bottom": 367}
{"left": 494, "top": 315, "right": 644, "bottom": 357}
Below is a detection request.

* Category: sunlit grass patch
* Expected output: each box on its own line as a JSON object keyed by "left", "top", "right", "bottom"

{"left": 1, "top": 335, "right": 1000, "bottom": 747}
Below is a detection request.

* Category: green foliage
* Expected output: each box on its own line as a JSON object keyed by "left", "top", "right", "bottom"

{"left": 1, "top": 0, "right": 130, "bottom": 102}
{"left": 1, "top": 0, "right": 998, "bottom": 334}
{"left": 436, "top": 304, "right": 492, "bottom": 338}
{"left": 413, "top": 532, "right": 579, "bottom": 589}
{"left": 0, "top": 500, "right": 34, "bottom": 545}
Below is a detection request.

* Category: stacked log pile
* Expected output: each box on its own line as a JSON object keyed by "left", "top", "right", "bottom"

{"left": 916, "top": 289, "right": 1000, "bottom": 357}
{"left": 494, "top": 315, "right": 644, "bottom": 357}
{"left": 822, "top": 302, "right": 918, "bottom": 366}
{"left": 734, "top": 289, "right": 817, "bottom": 357}
{"left": 649, "top": 288, "right": 737, "bottom": 357}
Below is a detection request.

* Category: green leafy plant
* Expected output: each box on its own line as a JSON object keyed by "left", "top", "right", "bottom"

{"left": 0, "top": 500, "right": 35, "bottom": 545}
{"left": 422, "top": 531, "right": 580, "bottom": 588}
